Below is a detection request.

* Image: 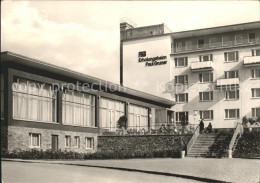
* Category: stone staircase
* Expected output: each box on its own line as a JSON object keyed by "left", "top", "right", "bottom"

{"left": 187, "top": 132, "right": 233, "bottom": 158}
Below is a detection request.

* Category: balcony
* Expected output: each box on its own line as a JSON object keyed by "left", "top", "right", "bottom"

{"left": 216, "top": 78, "right": 240, "bottom": 89}
{"left": 244, "top": 56, "right": 260, "bottom": 67}
{"left": 191, "top": 61, "right": 213, "bottom": 72}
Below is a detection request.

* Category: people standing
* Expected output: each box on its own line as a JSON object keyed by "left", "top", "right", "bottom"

{"left": 199, "top": 119, "right": 204, "bottom": 133}
{"left": 207, "top": 122, "right": 212, "bottom": 133}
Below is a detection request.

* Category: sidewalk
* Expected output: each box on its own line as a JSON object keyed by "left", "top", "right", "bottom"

{"left": 3, "top": 158, "right": 260, "bottom": 183}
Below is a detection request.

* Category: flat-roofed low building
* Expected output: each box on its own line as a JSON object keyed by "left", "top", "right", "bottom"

{"left": 1, "top": 51, "right": 174, "bottom": 152}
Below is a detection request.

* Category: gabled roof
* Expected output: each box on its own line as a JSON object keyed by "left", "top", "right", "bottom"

{"left": 1, "top": 51, "right": 175, "bottom": 107}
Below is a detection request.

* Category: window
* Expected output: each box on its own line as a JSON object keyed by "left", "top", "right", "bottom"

{"left": 235, "top": 35, "right": 243, "bottom": 45}
{"left": 200, "top": 110, "right": 213, "bottom": 120}
{"left": 99, "top": 98, "right": 125, "bottom": 131}
{"left": 86, "top": 137, "right": 94, "bottom": 149}
{"left": 29, "top": 133, "right": 41, "bottom": 148}
{"left": 199, "top": 91, "right": 213, "bottom": 101}
{"left": 225, "top": 109, "right": 240, "bottom": 119}
{"left": 128, "top": 104, "right": 148, "bottom": 131}
{"left": 176, "top": 111, "right": 188, "bottom": 123}
{"left": 225, "top": 70, "right": 239, "bottom": 79}
{"left": 62, "top": 90, "right": 95, "bottom": 127}
{"left": 13, "top": 78, "right": 57, "bottom": 122}
{"left": 185, "top": 41, "right": 192, "bottom": 50}
{"left": 199, "top": 73, "right": 213, "bottom": 82}
{"left": 175, "top": 75, "right": 188, "bottom": 84}
{"left": 176, "top": 42, "right": 182, "bottom": 52}
{"left": 225, "top": 90, "right": 239, "bottom": 100}
{"left": 248, "top": 33, "right": 256, "bottom": 43}
{"left": 175, "top": 57, "right": 188, "bottom": 67}
{"left": 252, "top": 108, "right": 260, "bottom": 118}
{"left": 251, "top": 69, "right": 260, "bottom": 79}
{"left": 199, "top": 54, "right": 213, "bottom": 62}
{"left": 222, "top": 36, "right": 229, "bottom": 46}
{"left": 224, "top": 51, "right": 239, "bottom": 62}
{"left": 197, "top": 39, "right": 204, "bottom": 49}
{"left": 75, "top": 136, "right": 80, "bottom": 148}
{"left": 65, "top": 136, "right": 71, "bottom": 148}
{"left": 252, "top": 49, "right": 260, "bottom": 56}
{"left": 175, "top": 93, "right": 188, "bottom": 103}
{"left": 209, "top": 38, "right": 217, "bottom": 47}
{"left": 252, "top": 88, "right": 260, "bottom": 98}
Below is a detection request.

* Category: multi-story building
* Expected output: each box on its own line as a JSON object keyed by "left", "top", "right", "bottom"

{"left": 121, "top": 21, "right": 260, "bottom": 128}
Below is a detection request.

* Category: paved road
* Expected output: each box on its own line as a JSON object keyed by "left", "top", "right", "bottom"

{"left": 2, "top": 161, "right": 203, "bottom": 183}
{"left": 3, "top": 158, "right": 259, "bottom": 183}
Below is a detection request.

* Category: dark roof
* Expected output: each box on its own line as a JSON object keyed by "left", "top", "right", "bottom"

{"left": 1, "top": 51, "right": 175, "bottom": 107}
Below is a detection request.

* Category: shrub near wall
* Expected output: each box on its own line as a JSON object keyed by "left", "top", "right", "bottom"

{"left": 95, "top": 135, "right": 192, "bottom": 159}
{"left": 233, "top": 131, "right": 260, "bottom": 159}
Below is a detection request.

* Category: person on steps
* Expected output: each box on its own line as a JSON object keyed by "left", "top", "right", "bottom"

{"left": 199, "top": 119, "right": 204, "bottom": 133}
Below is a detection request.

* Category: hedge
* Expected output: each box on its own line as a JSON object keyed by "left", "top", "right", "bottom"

{"left": 233, "top": 131, "right": 260, "bottom": 159}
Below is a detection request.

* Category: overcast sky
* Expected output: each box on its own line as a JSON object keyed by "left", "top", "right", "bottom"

{"left": 1, "top": 1, "right": 260, "bottom": 83}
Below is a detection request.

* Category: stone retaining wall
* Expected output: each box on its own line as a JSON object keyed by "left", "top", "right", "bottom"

{"left": 6, "top": 126, "right": 98, "bottom": 153}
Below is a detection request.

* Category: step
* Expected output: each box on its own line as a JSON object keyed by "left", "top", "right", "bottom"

{"left": 187, "top": 152, "right": 227, "bottom": 156}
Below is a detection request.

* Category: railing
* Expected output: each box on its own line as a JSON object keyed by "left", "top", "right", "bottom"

{"left": 244, "top": 56, "right": 260, "bottom": 65}
{"left": 187, "top": 125, "right": 200, "bottom": 154}
{"left": 172, "top": 38, "right": 260, "bottom": 54}
{"left": 216, "top": 78, "right": 240, "bottom": 87}
{"left": 99, "top": 123, "right": 198, "bottom": 136}
{"left": 190, "top": 61, "right": 213, "bottom": 70}
{"left": 228, "top": 123, "right": 243, "bottom": 151}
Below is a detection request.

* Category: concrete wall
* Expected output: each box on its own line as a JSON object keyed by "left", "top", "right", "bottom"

{"left": 7, "top": 126, "right": 98, "bottom": 153}
{"left": 123, "top": 35, "right": 172, "bottom": 100}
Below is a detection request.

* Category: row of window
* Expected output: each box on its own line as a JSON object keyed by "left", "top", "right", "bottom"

{"left": 175, "top": 108, "right": 260, "bottom": 121}
{"left": 12, "top": 77, "right": 149, "bottom": 130}
{"left": 29, "top": 133, "right": 94, "bottom": 149}
{"left": 175, "top": 69, "right": 260, "bottom": 84}
{"left": 176, "top": 89, "right": 260, "bottom": 103}
{"left": 175, "top": 49, "right": 260, "bottom": 67}
{"left": 175, "top": 33, "right": 257, "bottom": 52}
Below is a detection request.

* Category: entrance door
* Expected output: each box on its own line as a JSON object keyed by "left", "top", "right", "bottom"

{"left": 52, "top": 135, "right": 58, "bottom": 150}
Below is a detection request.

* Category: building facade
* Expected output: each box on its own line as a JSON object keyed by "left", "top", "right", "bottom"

{"left": 121, "top": 21, "right": 260, "bottom": 128}
{"left": 1, "top": 52, "right": 174, "bottom": 152}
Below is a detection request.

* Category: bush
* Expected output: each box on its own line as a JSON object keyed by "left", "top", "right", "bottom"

{"left": 1, "top": 149, "right": 85, "bottom": 160}
{"left": 233, "top": 131, "right": 260, "bottom": 159}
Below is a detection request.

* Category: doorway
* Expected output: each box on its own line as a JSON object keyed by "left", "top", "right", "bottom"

{"left": 52, "top": 135, "right": 58, "bottom": 150}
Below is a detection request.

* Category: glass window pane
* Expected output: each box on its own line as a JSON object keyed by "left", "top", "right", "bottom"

{"left": 203, "top": 92, "right": 210, "bottom": 100}
{"left": 229, "top": 110, "right": 236, "bottom": 118}
{"left": 203, "top": 111, "right": 210, "bottom": 119}
{"left": 255, "top": 89, "right": 260, "bottom": 97}
{"left": 178, "top": 94, "right": 185, "bottom": 102}
{"left": 256, "top": 108, "right": 260, "bottom": 117}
